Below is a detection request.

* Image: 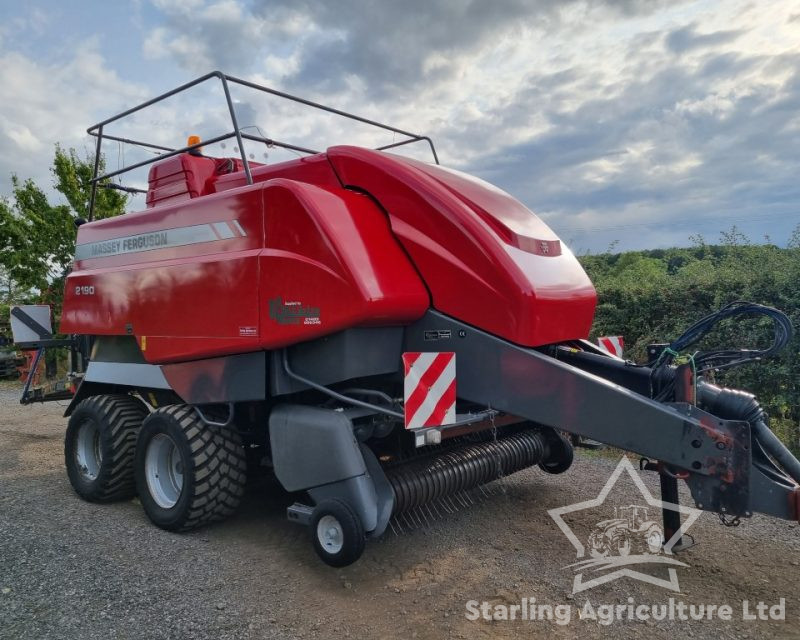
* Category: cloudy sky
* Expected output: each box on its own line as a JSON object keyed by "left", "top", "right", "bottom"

{"left": 0, "top": 0, "right": 798, "bottom": 252}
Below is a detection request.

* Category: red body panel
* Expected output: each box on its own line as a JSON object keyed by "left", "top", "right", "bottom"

{"left": 326, "top": 147, "right": 597, "bottom": 346}
{"left": 62, "top": 171, "right": 429, "bottom": 362}
{"left": 146, "top": 154, "right": 217, "bottom": 208}
{"left": 258, "top": 179, "right": 429, "bottom": 348}
{"left": 61, "top": 185, "right": 266, "bottom": 362}
{"left": 61, "top": 145, "right": 596, "bottom": 361}
{"left": 146, "top": 154, "right": 266, "bottom": 207}
{"left": 213, "top": 154, "right": 340, "bottom": 193}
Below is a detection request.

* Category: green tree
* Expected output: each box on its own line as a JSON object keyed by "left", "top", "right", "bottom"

{"left": 0, "top": 265, "right": 23, "bottom": 339}
{"left": 788, "top": 223, "right": 800, "bottom": 250}
{"left": 0, "top": 146, "right": 126, "bottom": 313}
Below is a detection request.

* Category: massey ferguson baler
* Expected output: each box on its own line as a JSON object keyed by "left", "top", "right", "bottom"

{"left": 11, "top": 72, "right": 798, "bottom": 567}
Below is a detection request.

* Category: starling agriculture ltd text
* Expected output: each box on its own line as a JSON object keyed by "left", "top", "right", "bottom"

{"left": 465, "top": 597, "right": 786, "bottom": 626}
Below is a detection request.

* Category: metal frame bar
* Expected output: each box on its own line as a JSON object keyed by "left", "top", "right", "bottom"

{"left": 88, "top": 125, "right": 102, "bottom": 221}
{"left": 15, "top": 339, "right": 73, "bottom": 350}
{"left": 406, "top": 311, "right": 734, "bottom": 475}
{"left": 20, "top": 347, "right": 44, "bottom": 404}
{"left": 99, "top": 133, "right": 174, "bottom": 153}
{"left": 376, "top": 135, "right": 439, "bottom": 164}
{"left": 94, "top": 132, "right": 234, "bottom": 183}
{"left": 239, "top": 132, "right": 319, "bottom": 156}
{"left": 219, "top": 74, "right": 253, "bottom": 186}
{"left": 98, "top": 183, "right": 148, "bottom": 195}
{"left": 406, "top": 311, "right": 800, "bottom": 523}
{"left": 85, "top": 71, "right": 439, "bottom": 220}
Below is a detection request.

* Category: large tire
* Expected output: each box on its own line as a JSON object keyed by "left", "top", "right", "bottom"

{"left": 134, "top": 405, "right": 247, "bottom": 532}
{"left": 65, "top": 394, "right": 149, "bottom": 502}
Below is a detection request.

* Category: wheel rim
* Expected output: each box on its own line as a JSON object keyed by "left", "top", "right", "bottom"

{"left": 317, "top": 515, "right": 344, "bottom": 555}
{"left": 75, "top": 419, "right": 102, "bottom": 481}
{"left": 145, "top": 433, "right": 184, "bottom": 509}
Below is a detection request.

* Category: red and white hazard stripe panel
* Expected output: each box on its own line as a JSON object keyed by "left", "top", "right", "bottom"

{"left": 597, "top": 336, "right": 624, "bottom": 357}
{"left": 402, "top": 352, "right": 456, "bottom": 430}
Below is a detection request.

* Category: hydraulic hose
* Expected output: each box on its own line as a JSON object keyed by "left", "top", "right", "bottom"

{"left": 697, "top": 381, "right": 800, "bottom": 484}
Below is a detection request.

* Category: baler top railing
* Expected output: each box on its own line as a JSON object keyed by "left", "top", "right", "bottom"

{"left": 85, "top": 71, "right": 440, "bottom": 220}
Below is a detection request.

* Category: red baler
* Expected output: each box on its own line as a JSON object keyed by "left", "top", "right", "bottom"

{"left": 12, "top": 73, "right": 797, "bottom": 566}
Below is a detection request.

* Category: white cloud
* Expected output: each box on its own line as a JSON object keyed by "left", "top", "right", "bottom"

{"left": 0, "top": 46, "right": 146, "bottom": 199}
{"left": 4, "top": 124, "right": 43, "bottom": 153}
{"left": 143, "top": 0, "right": 272, "bottom": 74}
{"left": 2, "top": 0, "right": 798, "bottom": 251}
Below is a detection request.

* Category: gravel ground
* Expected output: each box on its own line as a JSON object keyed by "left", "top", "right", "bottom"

{"left": 1, "top": 380, "right": 799, "bottom": 639}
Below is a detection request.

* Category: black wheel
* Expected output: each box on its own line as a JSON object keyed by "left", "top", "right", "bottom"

{"left": 134, "top": 405, "right": 246, "bottom": 532}
{"left": 65, "top": 394, "right": 149, "bottom": 502}
{"left": 539, "top": 429, "right": 574, "bottom": 475}
{"left": 310, "top": 499, "right": 366, "bottom": 567}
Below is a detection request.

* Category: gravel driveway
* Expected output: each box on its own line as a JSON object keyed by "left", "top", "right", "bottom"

{"left": 1, "top": 381, "right": 799, "bottom": 639}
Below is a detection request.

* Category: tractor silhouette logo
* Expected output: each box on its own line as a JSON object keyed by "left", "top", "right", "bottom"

{"left": 588, "top": 505, "right": 663, "bottom": 558}
{"left": 548, "top": 456, "right": 703, "bottom": 593}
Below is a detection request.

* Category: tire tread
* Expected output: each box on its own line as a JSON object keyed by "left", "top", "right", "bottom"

{"left": 143, "top": 405, "right": 246, "bottom": 532}
{"left": 66, "top": 394, "right": 148, "bottom": 502}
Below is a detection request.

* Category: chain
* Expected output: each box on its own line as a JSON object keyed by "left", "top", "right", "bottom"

{"left": 718, "top": 513, "right": 741, "bottom": 527}
{"left": 489, "top": 408, "right": 506, "bottom": 492}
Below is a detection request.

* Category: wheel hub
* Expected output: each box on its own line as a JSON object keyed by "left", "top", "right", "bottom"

{"left": 317, "top": 515, "right": 344, "bottom": 554}
{"left": 145, "top": 433, "right": 184, "bottom": 509}
{"left": 75, "top": 419, "right": 102, "bottom": 481}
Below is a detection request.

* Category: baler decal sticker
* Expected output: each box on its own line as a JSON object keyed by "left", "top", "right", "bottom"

{"left": 403, "top": 352, "right": 456, "bottom": 430}
{"left": 268, "top": 298, "right": 321, "bottom": 325}
{"left": 74, "top": 221, "right": 247, "bottom": 260}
